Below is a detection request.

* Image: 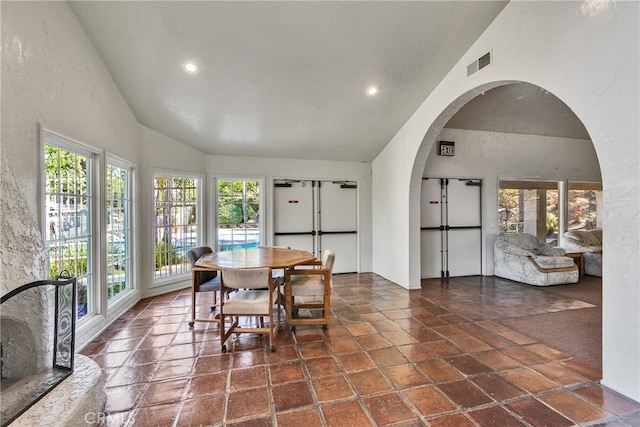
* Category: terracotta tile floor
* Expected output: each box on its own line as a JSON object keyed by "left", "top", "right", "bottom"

{"left": 82, "top": 274, "right": 640, "bottom": 426}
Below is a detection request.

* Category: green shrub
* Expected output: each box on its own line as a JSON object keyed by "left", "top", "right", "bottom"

{"left": 48, "top": 244, "right": 88, "bottom": 280}
{"left": 154, "top": 242, "right": 184, "bottom": 270}
{"left": 547, "top": 212, "right": 558, "bottom": 233}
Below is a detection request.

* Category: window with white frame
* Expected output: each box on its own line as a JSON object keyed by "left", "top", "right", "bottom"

{"left": 217, "top": 179, "right": 261, "bottom": 251}
{"left": 106, "top": 160, "right": 133, "bottom": 301}
{"left": 153, "top": 174, "right": 200, "bottom": 280}
{"left": 44, "top": 132, "right": 96, "bottom": 321}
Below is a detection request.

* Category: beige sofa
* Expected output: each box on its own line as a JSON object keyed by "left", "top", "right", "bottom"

{"left": 494, "top": 232, "right": 579, "bottom": 286}
{"left": 560, "top": 229, "right": 603, "bottom": 277}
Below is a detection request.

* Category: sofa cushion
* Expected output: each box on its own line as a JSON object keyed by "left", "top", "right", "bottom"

{"left": 533, "top": 256, "right": 575, "bottom": 269}
{"left": 499, "top": 233, "right": 542, "bottom": 254}
{"left": 566, "top": 230, "right": 601, "bottom": 246}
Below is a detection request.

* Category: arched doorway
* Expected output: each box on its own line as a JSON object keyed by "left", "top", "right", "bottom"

{"left": 420, "top": 82, "right": 601, "bottom": 278}
{"left": 418, "top": 81, "right": 604, "bottom": 370}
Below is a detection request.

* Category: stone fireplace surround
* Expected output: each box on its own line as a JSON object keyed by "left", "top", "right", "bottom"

{"left": 1, "top": 160, "right": 105, "bottom": 426}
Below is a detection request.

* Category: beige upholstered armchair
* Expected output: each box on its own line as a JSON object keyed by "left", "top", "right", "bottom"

{"left": 219, "top": 267, "right": 281, "bottom": 353}
{"left": 494, "top": 233, "right": 579, "bottom": 286}
{"left": 284, "top": 249, "right": 335, "bottom": 330}
{"left": 560, "top": 229, "right": 603, "bottom": 277}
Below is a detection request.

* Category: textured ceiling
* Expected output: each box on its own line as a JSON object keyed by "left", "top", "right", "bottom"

{"left": 69, "top": 1, "right": 510, "bottom": 162}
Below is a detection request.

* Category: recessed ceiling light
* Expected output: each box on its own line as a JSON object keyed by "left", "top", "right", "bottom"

{"left": 183, "top": 62, "right": 199, "bottom": 74}
{"left": 365, "top": 86, "right": 379, "bottom": 96}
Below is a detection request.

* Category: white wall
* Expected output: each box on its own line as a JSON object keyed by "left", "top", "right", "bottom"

{"left": 373, "top": 1, "right": 639, "bottom": 400}
{"left": 206, "top": 154, "right": 373, "bottom": 272}
{"left": 1, "top": 2, "right": 143, "bottom": 345}
{"left": 425, "top": 129, "right": 601, "bottom": 182}
{"left": 135, "top": 129, "right": 373, "bottom": 298}
{"left": 424, "top": 128, "right": 601, "bottom": 275}
{"left": 137, "top": 125, "right": 210, "bottom": 297}
{"left": 1, "top": 1, "right": 140, "bottom": 216}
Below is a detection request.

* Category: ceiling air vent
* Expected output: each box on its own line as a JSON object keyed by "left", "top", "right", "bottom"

{"left": 467, "top": 50, "right": 492, "bottom": 76}
{"left": 478, "top": 52, "right": 491, "bottom": 69}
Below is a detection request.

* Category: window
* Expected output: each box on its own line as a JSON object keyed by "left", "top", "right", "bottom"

{"left": 106, "top": 161, "right": 132, "bottom": 301}
{"left": 499, "top": 179, "right": 603, "bottom": 247}
{"left": 153, "top": 174, "right": 200, "bottom": 280}
{"left": 217, "top": 179, "right": 261, "bottom": 250}
{"left": 44, "top": 134, "right": 95, "bottom": 320}
{"left": 568, "top": 182, "right": 602, "bottom": 230}
{"left": 498, "top": 180, "right": 559, "bottom": 244}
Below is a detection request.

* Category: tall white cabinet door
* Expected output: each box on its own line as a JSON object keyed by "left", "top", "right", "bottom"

{"left": 273, "top": 180, "right": 358, "bottom": 273}
{"left": 273, "top": 180, "right": 315, "bottom": 253}
{"left": 421, "top": 178, "right": 446, "bottom": 278}
{"left": 421, "top": 178, "right": 482, "bottom": 278}
{"left": 318, "top": 181, "right": 357, "bottom": 273}
{"left": 446, "top": 179, "right": 482, "bottom": 277}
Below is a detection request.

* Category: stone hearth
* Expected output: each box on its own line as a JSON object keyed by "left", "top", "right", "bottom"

{"left": 11, "top": 355, "right": 105, "bottom": 427}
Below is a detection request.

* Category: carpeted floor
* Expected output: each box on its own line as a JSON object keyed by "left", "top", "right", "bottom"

{"left": 500, "top": 307, "right": 602, "bottom": 368}
{"left": 498, "top": 276, "right": 602, "bottom": 369}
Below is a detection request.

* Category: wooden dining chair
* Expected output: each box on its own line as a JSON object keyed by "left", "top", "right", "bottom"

{"left": 186, "top": 246, "right": 220, "bottom": 327}
{"left": 285, "top": 249, "right": 335, "bottom": 330}
{"left": 219, "top": 267, "right": 281, "bottom": 353}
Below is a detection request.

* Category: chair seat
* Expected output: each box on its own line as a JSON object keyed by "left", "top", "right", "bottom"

{"left": 290, "top": 275, "right": 333, "bottom": 297}
{"left": 199, "top": 276, "right": 220, "bottom": 292}
{"left": 223, "top": 289, "right": 278, "bottom": 315}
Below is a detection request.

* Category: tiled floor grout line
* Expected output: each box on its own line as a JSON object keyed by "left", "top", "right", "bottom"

{"left": 324, "top": 327, "right": 408, "bottom": 427}
{"left": 84, "top": 274, "right": 640, "bottom": 426}
{"left": 305, "top": 300, "right": 566, "bottom": 425}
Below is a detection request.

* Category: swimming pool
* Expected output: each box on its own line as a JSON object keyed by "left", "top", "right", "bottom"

{"left": 218, "top": 228, "right": 260, "bottom": 251}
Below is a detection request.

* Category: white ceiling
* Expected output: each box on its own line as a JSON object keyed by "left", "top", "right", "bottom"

{"left": 69, "top": 1, "right": 591, "bottom": 164}
{"left": 69, "top": 1, "right": 512, "bottom": 162}
{"left": 70, "top": 2, "right": 590, "bottom": 164}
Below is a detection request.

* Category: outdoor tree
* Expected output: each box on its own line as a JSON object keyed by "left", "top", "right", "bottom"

{"left": 218, "top": 180, "right": 259, "bottom": 226}
{"left": 498, "top": 189, "right": 520, "bottom": 232}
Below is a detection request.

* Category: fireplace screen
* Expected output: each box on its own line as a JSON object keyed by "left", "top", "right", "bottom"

{"left": 0, "top": 276, "right": 76, "bottom": 426}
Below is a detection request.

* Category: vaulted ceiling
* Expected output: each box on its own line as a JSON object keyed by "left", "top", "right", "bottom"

{"left": 69, "top": 1, "right": 589, "bottom": 163}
